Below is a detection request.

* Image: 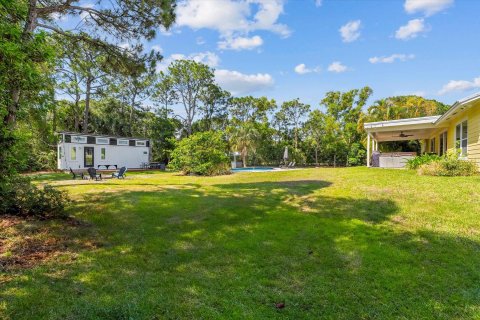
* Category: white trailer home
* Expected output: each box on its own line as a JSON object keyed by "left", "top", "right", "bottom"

{"left": 57, "top": 132, "right": 151, "bottom": 170}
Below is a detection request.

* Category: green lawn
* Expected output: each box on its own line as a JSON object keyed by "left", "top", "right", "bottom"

{"left": 1, "top": 168, "right": 480, "bottom": 319}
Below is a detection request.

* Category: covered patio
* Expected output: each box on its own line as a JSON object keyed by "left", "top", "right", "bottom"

{"left": 364, "top": 116, "right": 445, "bottom": 168}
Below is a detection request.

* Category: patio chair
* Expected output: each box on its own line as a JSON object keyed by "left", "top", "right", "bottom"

{"left": 288, "top": 161, "right": 296, "bottom": 168}
{"left": 70, "top": 168, "right": 83, "bottom": 180}
{"left": 112, "top": 166, "right": 127, "bottom": 179}
{"left": 87, "top": 167, "right": 102, "bottom": 181}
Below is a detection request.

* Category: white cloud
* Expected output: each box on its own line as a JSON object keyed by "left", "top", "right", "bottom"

{"left": 315, "top": 0, "right": 322, "bottom": 7}
{"left": 395, "top": 18, "right": 428, "bottom": 40}
{"left": 404, "top": 0, "right": 454, "bottom": 16}
{"left": 339, "top": 20, "right": 361, "bottom": 43}
{"left": 151, "top": 45, "right": 163, "bottom": 53}
{"left": 218, "top": 35, "right": 263, "bottom": 50}
{"left": 215, "top": 69, "right": 274, "bottom": 95}
{"left": 438, "top": 77, "right": 480, "bottom": 95}
{"left": 50, "top": 12, "right": 68, "bottom": 21}
{"left": 294, "top": 63, "right": 320, "bottom": 75}
{"left": 176, "top": 0, "right": 290, "bottom": 38}
{"left": 327, "top": 61, "right": 348, "bottom": 73}
{"left": 190, "top": 51, "right": 220, "bottom": 67}
{"left": 157, "top": 51, "right": 220, "bottom": 72}
{"left": 196, "top": 37, "right": 206, "bottom": 45}
{"left": 119, "top": 43, "right": 130, "bottom": 49}
{"left": 369, "top": 54, "right": 415, "bottom": 64}
{"left": 80, "top": 3, "right": 95, "bottom": 19}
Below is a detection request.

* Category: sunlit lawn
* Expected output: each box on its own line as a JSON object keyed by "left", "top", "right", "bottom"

{"left": 1, "top": 168, "right": 480, "bottom": 319}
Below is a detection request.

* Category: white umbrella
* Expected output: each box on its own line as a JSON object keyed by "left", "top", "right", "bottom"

{"left": 283, "top": 146, "right": 289, "bottom": 162}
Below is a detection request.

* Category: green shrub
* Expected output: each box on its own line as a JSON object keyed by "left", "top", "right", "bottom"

{"left": 347, "top": 142, "right": 366, "bottom": 166}
{"left": 406, "top": 153, "right": 441, "bottom": 170}
{"left": 170, "top": 131, "right": 230, "bottom": 176}
{"left": 418, "top": 150, "right": 478, "bottom": 176}
{"left": 0, "top": 176, "right": 70, "bottom": 218}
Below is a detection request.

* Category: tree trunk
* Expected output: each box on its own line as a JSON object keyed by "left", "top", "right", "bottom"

{"left": 129, "top": 91, "right": 137, "bottom": 136}
{"left": 83, "top": 77, "right": 92, "bottom": 133}
{"left": 315, "top": 148, "right": 318, "bottom": 166}
{"left": 5, "top": 0, "right": 38, "bottom": 127}
{"left": 242, "top": 147, "right": 247, "bottom": 168}
{"left": 5, "top": 89, "right": 20, "bottom": 127}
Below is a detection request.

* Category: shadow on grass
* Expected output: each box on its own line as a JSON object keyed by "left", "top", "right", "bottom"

{"left": 1, "top": 180, "right": 480, "bottom": 319}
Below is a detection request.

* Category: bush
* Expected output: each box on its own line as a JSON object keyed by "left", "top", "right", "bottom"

{"left": 406, "top": 153, "right": 441, "bottom": 170}
{"left": 169, "top": 131, "right": 230, "bottom": 176}
{"left": 347, "top": 142, "right": 366, "bottom": 166}
{"left": 418, "top": 151, "right": 478, "bottom": 176}
{"left": 0, "top": 176, "right": 70, "bottom": 218}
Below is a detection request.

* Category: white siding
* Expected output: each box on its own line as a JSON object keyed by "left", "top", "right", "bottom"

{"left": 58, "top": 142, "right": 149, "bottom": 170}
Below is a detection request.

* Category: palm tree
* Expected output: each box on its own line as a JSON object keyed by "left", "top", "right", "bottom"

{"left": 229, "top": 122, "right": 259, "bottom": 167}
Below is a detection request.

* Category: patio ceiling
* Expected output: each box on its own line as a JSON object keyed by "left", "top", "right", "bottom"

{"left": 364, "top": 116, "right": 446, "bottom": 142}
{"left": 370, "top": 128, "right": 438, "bottom": 142}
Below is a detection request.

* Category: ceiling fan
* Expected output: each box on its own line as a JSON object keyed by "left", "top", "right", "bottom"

{"left": 394, "top": 131, "right": 414, "bottom": 138}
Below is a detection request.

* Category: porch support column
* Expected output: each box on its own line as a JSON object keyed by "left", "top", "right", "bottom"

{"left": 367, "top": 133, "right": 371, "bottom": 167}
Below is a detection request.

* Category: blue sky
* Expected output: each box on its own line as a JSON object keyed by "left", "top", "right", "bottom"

{"left": 55, "top": 0, "right": 480, "bottom": 112}
{"left": 147, "top": 0, "right": 480, "bottom": 109}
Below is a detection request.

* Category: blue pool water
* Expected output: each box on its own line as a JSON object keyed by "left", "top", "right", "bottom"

{"left": 232, "top": 167, "right": 275, "bottom": 172}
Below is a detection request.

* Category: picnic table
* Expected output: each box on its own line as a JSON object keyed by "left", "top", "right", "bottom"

{"left": 71, "top": 168, "right": 115, "bottom": 179}
{"left": 97, "top": 164, "right": 118, "bottom": 170}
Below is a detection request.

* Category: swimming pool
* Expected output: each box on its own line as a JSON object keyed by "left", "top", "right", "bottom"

{"left": 231, "top": 167, "right": 276, "bottom": 172}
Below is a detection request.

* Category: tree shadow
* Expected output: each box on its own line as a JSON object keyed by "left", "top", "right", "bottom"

{"left": 1, "top": 180, "right": 480, "bottom": 319}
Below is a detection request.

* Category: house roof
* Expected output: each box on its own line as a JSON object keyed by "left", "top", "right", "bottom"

{"left": 364, "top": 115, "right": 440, "bottom": 130}
{"left": 57, "top": 131, "right": 149, "bottom": 141}
{"left": 435, "top": 91, "right": 480, "bottom": 124}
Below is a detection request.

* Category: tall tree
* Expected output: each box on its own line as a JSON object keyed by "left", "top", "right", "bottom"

{"left": 167, "top": 60, "right": 215, "bottom": 136}
{"left": 198, "top": 84, "right": 230, "bottom": 132}
{"left": 275, "top": 98, "right": 310, "bottom": 151}
{"left": 227, "top": 96, "right": 276, "bottom": 167}
{"left": 320, "top": 86, "right": 373, "bottom": 166}
{"left": 4, "top": 0, "right": 176, "bottom": 128}
{"left": 153, "top": 71, "right": 178, "bottom": 119}
{"left": 108, "top": 61, "right": 157, "bottom": 136}
{"left": 304, "top": 110, "right": 327, "bottom": 166}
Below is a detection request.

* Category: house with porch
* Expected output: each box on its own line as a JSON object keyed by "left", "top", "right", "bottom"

{"left": 364, "top": 92, "right": 480, "bottom": 168}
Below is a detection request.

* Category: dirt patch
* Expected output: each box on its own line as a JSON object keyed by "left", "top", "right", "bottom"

{"left": 0, "top": 215, "right": 97, "bottom": 271}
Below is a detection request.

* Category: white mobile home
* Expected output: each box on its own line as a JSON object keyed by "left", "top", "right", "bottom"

{"left": 57, "top": 132, "right": 150, "bottom": 170}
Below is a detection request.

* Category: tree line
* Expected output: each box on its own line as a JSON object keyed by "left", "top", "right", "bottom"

{"left": 24, "top": 54, "right": 450, "bottom": 170}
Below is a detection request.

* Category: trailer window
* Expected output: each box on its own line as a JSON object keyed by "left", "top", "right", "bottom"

{"left": 101, "top": 148, "right": 106, "bottom": 160}
{"left": 96, "top": 138, "right": 109, "bottom": 144}
{"left": 59, "top": 147, "right": 62, "bottom": 159}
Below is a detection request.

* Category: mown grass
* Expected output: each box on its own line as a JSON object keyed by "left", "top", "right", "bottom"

{"left": 1, "top": 168, "right": 480, "bottom": 319}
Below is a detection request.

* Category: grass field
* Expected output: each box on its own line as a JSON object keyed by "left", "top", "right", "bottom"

{"left": 1, "top": 167, "right": 480, "bottom": 319}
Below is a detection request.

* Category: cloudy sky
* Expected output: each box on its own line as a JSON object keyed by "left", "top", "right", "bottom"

{"left": 62, "top": 0, "right": 480, "bottom": 110}
{"left": 153, "top": 0, "right": 480, "bottom": 107}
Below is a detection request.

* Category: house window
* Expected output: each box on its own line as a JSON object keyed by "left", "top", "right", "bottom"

{"left": 71, "top": 136, "right": 87, "bottom": 143}
{"left": 71, "top": 147, "right": 77, "bottom": 160}
{"left": 118, "top": 139, "right": 129, "bottom": 146}
{"left": 58, "top": 147, "right": 62, "bottom": 159}
{"left": 439, "top": 132, "right": 447, "bottom": 156}
{"left": 455, "top": 120, "right": 468, "bottom": 156}
{"left": 96, "top": 137, "right": 109, "bottom": 145}
{"left": 430, "top": 138, "right": 436, "bottom": 153}
{"left": 136, "top": 140, "right": 146, "bottom": 147}
{"left": 101, "top": 148, "right": 106, "bottom": 160}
